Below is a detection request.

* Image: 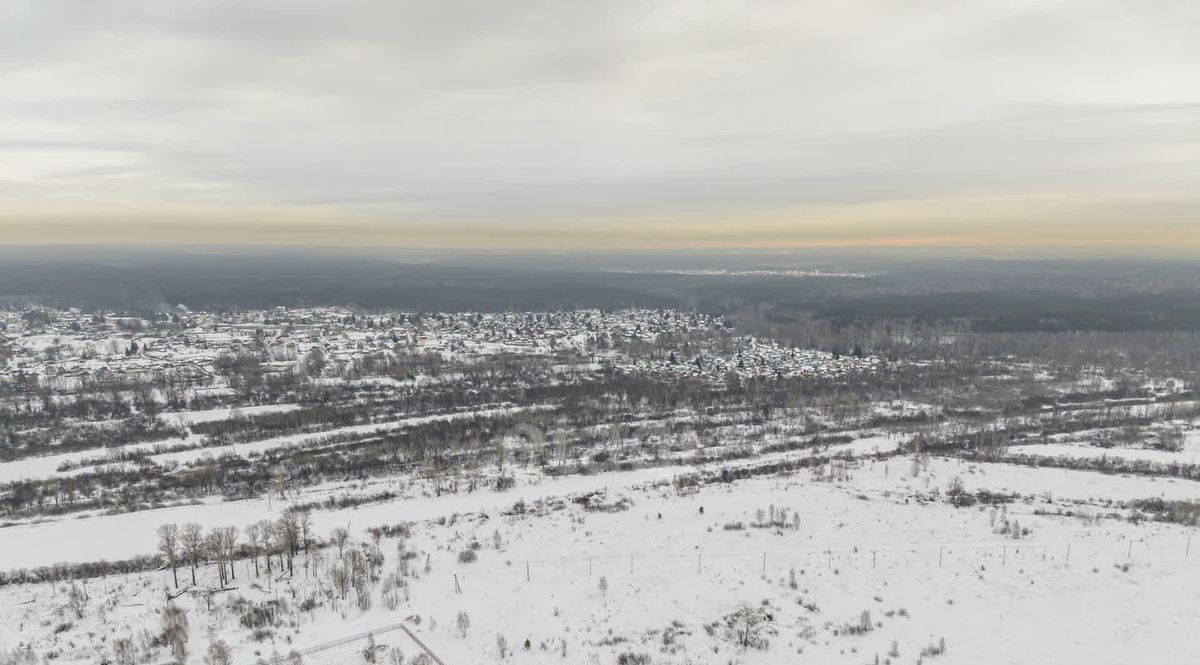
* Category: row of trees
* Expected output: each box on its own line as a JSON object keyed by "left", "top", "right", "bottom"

{"left": 12, "top": 358, "right": 1194, "bottom": 522}
{"left": 155, "top": 512, "right": 313, "bottom": 588}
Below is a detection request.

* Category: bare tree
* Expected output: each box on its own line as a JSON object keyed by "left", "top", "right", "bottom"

{"left": 331, "top": 564, "right": 351, "bottom": 599}
{"left": 258, "top": 520, "right": 277, "bottom": 575}
{"left": 157, "top": 523, "right": 181, "bottom": 588}
{"left": 181, "top": 523, "right": 204, "bottom": 586}
{"left": 220, "top": 526, "right": 239, "bottom": 582}
{"left": 277, "top": 513, "right": 299, "bottom": 575}
{"left": 331, "top": 527, "right": 350, "bottom": 558}
{"left": 205, "top": 530, "right": 227, "bottom": 586}
{"left": 245, "top": 523, "right": 262, "bottom": 577}
{"left": 298, "top": 511, "right": 313, "bottom": 553}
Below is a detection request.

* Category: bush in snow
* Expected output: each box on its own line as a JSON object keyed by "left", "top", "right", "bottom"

{"left": 382, "top": 573, "right": 407, "bottom": 610}
{"left": 161, "top": 603, "right": 189, "bottom": 664}
{"left": 235, "top": 599, "right": 285, "bottom": 630}
{"left": 204, "top": 640, "right": 232, "bottom": 665}
{"left": 67, "top": 582, "right": 87, "bottom": 619}
{"left": 363, "top": 634, "right": 379, "bottom": 663}
{"left": 919, "top": 637, "right": 947, "bottom": 659}
{"left": 111, "top": 638, "right": 136, "bottom": 665}
{"left": 355, "top": 576, "right": 374, "bottom": 611}
{"left": 839, "top": 610, "right": 874, "bottom": 636}
{"left": 705, "top": 605, "right": 774, "bottom": 650}
{"left": 0, "top": 647, "right": 39, "bottom": 665}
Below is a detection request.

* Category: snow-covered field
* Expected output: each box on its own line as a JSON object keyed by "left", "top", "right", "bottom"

{"left": 159, "top": 404, "right": 303, "bottom": 428}
{"left": 0, "top": 405, "right": 300, "bottom": 484}
{"left": 148, "top": 405, "right": 543, "bottom": 468}
{"left": 0, "top": 405, "right": 541, "bottom": 486}
{"left": 1007, "top": 428, "right": 1200, "bottom": 466}
{"left": 3, "top": 453, "right": 1198, "bottom": 665}
{"left": 1008, "top": 441, "right": 1200, "bottom": 466}
{"left": 0, "top": 433, "right": 897, "bottom": 570}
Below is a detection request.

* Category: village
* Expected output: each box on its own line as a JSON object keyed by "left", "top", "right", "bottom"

{"left": 0, "top": 306, "right": 883, "bottom": 393}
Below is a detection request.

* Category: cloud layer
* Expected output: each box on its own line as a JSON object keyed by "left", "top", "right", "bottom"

{"left": 3, "top": 1, "right": 1199, "bottom": 251}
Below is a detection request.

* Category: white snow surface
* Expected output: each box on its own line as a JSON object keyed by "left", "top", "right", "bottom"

{"left": 2, "top": 463, "right": 1198, "bottom": 665}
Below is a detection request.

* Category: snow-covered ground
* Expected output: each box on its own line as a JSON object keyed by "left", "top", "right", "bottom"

{"left": 158, "top": 404, "right": 303, "bottom": 428}
{"left": 147, "top": 404, "right": 544, "bottom": 468}
{"left": 0, "top": 434, "right": 192, "bottom": 484}
{"left": 852, "top": 456, "right": 1200, "bottom": 504}
{"left": 2, "top": 464, "right": 1197, "bottom": 665}
{"left": 0, "top": 405, "right": 301, "bottom": 484}
{"left": 1008, "top": 442, "right": 1200, "bottom": 466}
{"left": 1007, "top": 429, "right": 1200, "bottom": 466}
{"left": 6, "top": 428, "right": 1199, "bottom": 573}
{"left": 0, "top": 433, "right": 899, "bottom": 570}
{"left": 0, "top": 405, "right": 542, "bottom": 485}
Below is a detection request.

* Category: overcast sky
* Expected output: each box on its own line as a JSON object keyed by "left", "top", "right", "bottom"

{"left": 2, "top": 0, "right": 1198, "bottom": 253}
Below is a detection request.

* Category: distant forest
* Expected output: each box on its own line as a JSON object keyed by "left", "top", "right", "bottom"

{"left": 2, "top": 247, "right": 1199, "bottom": 333}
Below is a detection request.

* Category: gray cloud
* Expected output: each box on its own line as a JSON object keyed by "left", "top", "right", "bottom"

{"left": 2, "top": 0, "right": 1199, "bottom": 232}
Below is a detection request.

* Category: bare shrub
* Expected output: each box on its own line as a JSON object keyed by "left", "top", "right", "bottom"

{"left": 705, "top": 605, "right": 775, "bottom": 650}
{"left": 112, "top": 638, "right": 136, "bottom": 665}
{"left": 920, "top": 637, "right": 947, "bottom": 658}
{"left": 162, "top": 603, "right": 189, "bottom": 664}
{"left": 204, "top": 640, "right": 232, "bottom": 665}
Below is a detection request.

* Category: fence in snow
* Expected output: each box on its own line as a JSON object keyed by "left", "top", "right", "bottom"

{"left": 445, "top": 534, "right": 1198, "bottom": 591}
